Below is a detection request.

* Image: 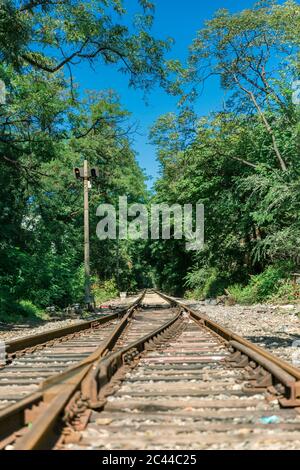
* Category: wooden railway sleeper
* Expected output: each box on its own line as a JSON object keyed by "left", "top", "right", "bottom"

{"left": 0, "top": 293, "right": 148, "bottom": 449}
{"left": 87, "top": 313, "right": 183, "bottom": 410}
{"left": 5, "top": 331, "right": 83, "bottom": 365}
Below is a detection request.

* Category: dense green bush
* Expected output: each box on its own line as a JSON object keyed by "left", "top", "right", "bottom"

{"left": 227, "top": 266, "right": 294, "bottom": 304}
{"left": 18, "top": 300, "right": 46, "bottom": 319}
{"left": 92, "top": 278, "right": 119, "bottom": 306}
{"left": 185, "top": 267, "right": 231, "bottom": 300}
{"left": 0, "top": 299, "right": 46, "bottom": 323}
{"left": 185, "top": 264, "right": 299, "bottom": 305}
{"left": 270, "top": 281, "right": 299, "bottom": 304}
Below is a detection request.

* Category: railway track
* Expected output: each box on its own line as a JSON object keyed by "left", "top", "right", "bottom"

{"left": 0, "top": 292, "right": 146, "bottom": 410}
{"left": 0, "top": 291, "right": 177, "bottom": 449}
{"left": 1, "top": 290, "right": 300, "bottom": 450}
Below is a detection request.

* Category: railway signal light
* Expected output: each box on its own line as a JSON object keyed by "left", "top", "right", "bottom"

{"left": 90, "top": 167, "right": 99, "bottom": 179}
{"left": 73, "top": 166, "right": 99, "bottom": 180}
{"left": 74, "top": 167, "right": 80, "bottom": 179}
{"left": 74, "top": 167, "right": 84, "bottom": 179}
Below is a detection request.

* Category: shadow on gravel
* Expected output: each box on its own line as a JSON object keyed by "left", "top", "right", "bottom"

{"left": 0, "top": 318, "right": 53, "bottom": 332}
{"left": 245, "top": 335, "right": 297, "bottom": 348}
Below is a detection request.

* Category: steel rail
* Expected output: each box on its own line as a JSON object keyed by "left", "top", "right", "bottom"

{"left": 83, "top": 308, "right": 183, "bottom": 408}
{"left": 0, "top": 291, "right": 146, "bottom": 449}
{"left": 12, "top": 291, "right": 182, "bottom": 450}
{"left": 155, "top": 290, "right": 300, "bottom": 405}
{"left": 4, "top": 308, "right": 133, "bottom": 361}
{"left": 11, "top": 292, "right": 184, "bottom": 450}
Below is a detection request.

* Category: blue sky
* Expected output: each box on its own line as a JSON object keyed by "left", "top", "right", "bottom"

{"left": 74, "top": 0, "right": 259, "bottom": 188}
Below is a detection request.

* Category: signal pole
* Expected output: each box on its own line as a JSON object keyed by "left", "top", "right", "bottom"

{"left": 83, "top": 159, "right": 91, "bottom": 308}
{"left": 74, "top": 160, "right": 99, "bottom": 311}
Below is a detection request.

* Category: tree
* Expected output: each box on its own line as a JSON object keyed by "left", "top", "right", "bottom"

{"left": 187, "top": 0, "right": 300, "bottom": 171}
{"left": 0, "top": 0, "right": 169, "bottom": 317}
{"left": 149, "top": 1, "right": 300, "bottom": 300}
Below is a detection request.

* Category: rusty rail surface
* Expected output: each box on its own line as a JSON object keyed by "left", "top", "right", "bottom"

{"left": 155, "top": 290, "right": 300, "bottom": 407}
{"left": 4, "top": 302, "right": 139, "bottom": 361}
{"left": 82, "top": 308, "right": 183, "bottom": 408}
{"left": 11, "top": 291, "right": 182, "bottom": 450}
{"left": 0, "top": 291, "right": 146, "bottom": 450}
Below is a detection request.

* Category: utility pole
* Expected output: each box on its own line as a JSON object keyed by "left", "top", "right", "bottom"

{"left": 74, "top": 160, "right": 99, "bottom": 311}
{"left": 83, "top": 159, "right": 91, "bottom": 308}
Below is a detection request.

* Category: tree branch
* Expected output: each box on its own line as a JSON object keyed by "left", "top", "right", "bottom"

{"left": 233, "top": 74, "right": 287, "bottom": 171}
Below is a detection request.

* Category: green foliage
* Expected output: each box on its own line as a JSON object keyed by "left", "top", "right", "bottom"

{"left": 0, "top": 299, "right": 47, "bottom": 324}
{"left": 149, "top": 1, "right": 300, "bottom": 303}
{"left": 185, "top": 267, "right": 230, "bottom": 299}
{"left": 0, "top": 1, "right": 166, "bottom": 319}
{"left": 18, "top": 300, "right": 46, "bottom": 320}
{"left": 92, "top": 278, "right": 118, "bottom": 306}
{"left": 228, "top": 265, "right": 293, "bottom": 304}
{"left": 270, "top": 280, "right": 300, "bottom": 303}
{"left": 0, "top": 0, "right": 172, "bottom": 92}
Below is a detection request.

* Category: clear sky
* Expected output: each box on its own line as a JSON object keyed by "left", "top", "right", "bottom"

{"left": 74, "top": 0, "right": 259, "bottom": 189}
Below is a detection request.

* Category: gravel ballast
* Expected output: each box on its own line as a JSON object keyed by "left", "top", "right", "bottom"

{"left": 181, "top": 299, "right": 300, "bottom": 366}
{"left": 0, "top": 294, "right": 139, "bottom": 343}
